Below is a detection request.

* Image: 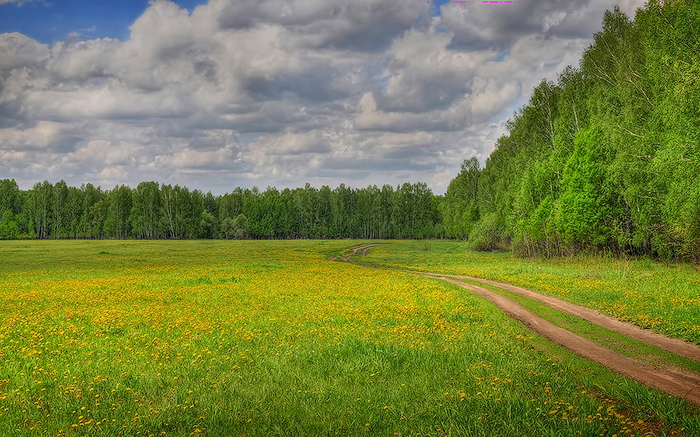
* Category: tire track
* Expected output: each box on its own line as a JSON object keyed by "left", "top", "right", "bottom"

{"left": 439, "top": 276, "right": 700, "bottom": 405}
{"left": 422, "top": 272, "right": 700, "bottom": 363}
{"left": 336, "top": 245, "right": 700, "bottom": 405}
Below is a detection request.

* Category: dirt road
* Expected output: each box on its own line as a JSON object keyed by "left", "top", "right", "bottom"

{"left": 441, "top": 276, "right": 700, "bottom": 405}
{"left": 423, "top": 272, "right": 700, "bottom": 363}
{"left": 337, "top": 244, "right": 700, "bottom": 405}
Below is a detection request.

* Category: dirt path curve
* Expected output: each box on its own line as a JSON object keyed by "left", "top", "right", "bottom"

{"left": 420, "top": 272, "right": 700, "bottom": 363}
{"left": 339, "top": 246, "right": 700, "bottom": 404}
{"left": 438, "top": 276, "right": 700, "bottom": 405}
{"left": 351, "top": 244, "right": 380, "bottom": 255}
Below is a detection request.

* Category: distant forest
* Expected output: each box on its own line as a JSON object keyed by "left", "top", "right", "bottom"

{"left": 1, "top": 3, "right": 698, "bottom": 262}
{"left": 0, "top": 179, "right": 440, "bottom": 241}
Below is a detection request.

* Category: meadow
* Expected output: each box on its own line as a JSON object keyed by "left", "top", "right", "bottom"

{"left": 358, "top": 241, "right": 700, "bottom": 344}
{"left": 1, "top": 240, "right": 699, "bottom": 436}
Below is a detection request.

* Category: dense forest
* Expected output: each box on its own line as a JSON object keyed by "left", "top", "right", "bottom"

{"left": 0, "top": 179, "right": 441, "bottom": 240}
{"left": 1, "top": 2, "right": 698, "bottom": 262}
{"left": 442, "top": 2, "right": 699, "bottom": 262}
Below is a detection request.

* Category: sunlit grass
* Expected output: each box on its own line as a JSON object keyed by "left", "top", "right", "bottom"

{"left": 0, "top": 240, "right": 698, "bottom": 436}
{"left": 465, "top": 278, "right": 700, "bottom": 376}
{"left": 359, "top": 240, "right": 700, "bottom": 344}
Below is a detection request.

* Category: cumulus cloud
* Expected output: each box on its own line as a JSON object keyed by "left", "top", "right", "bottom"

{"left": 0, "top": 0, "right": 642, "bottom": 193}
{"left": 47, "top": 38, "right": 120, "bottom": 82}
{"left": 0, "top": 120, "right": 64, "bottom": 149}
{"left": 374, "top": 27, "right": 491, "bottom": 113}
{"left": 67, "top": 140, "right": 139, "bottom": 166}
{"left": 217, "top": 0, "right": 427, "bottom": 52}
{"left": 0, "top": 33, "right": 49, "bottom": 71}
{"left": 442, "top": 0, "right": 641, "bottom": 50}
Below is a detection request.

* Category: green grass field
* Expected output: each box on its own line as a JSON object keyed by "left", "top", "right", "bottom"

{"left": 357, "top": 241, "right": 700, "bottom": 344}
{"left": 1, "top": 240, "right": 699, "bottom": 436}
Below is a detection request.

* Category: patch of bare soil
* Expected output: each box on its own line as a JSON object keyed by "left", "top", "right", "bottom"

{"left": 424, "top": 273, "right": 700, "bottom": 363}
{"left": 350, "top": 244, "right": 379, "bottom": 255}
{"left": 363, "top": 245, "right": 379, "bottom": 255}
{"left": 439, "top": 276, "right": 700, "bottom": 405}
{"left": 331, "top": 247, "right": 700, "bottom": 404}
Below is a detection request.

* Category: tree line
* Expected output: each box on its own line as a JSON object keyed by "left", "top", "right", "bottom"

{"left": 1, "top": 2, "right": 697, "bottom": 263}
{"left": 440, "top": 2, "right": 699, "bottom": 262}
{"left": 0, "top": 179, "right": 441, "bottom": 240}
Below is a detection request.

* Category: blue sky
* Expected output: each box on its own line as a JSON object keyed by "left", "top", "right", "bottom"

{"left": 0, "top": 0, "right": 207, "bottom": 43}
{"left": 0, "top": 0, "right": 645, "bottom": 194}
{"left": 0, "top": 0, "right": 472, "bottom": 44}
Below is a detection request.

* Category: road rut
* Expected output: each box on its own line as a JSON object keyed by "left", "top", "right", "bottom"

{"left": 337, "top": 245, "right": 700, "bottom": 405}
{"left": 440, "top": 276, "right": 700, "bottom": 405}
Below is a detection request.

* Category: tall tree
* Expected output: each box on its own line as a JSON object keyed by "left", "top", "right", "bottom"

{"left": 131, "top": 181, "right": 161, "bottom": 239}
{"left": 31, "top": 181, "right": 53, "bottom": 239}
{"left": 104, "top": 185, "right": 132, "bottom": 239}
{"left": 52, "top": 180, "right": 69, "bottom": 238}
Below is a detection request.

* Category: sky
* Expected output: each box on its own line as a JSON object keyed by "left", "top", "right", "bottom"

{"left": 0, "top": 0, "right": 647, "bottom": 195}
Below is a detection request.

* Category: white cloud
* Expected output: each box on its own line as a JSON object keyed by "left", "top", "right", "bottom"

{"left": 0, "top": 33, "right": 49, "bottom": 71}
{"left": 165, "top": 146, "right": 238, "bottom": 169}
{"left": 0, "top": 0, "right": 36, "bottom": 5}
{"left": 0, "top": 0, "right": 628, "bottom": 194}
{"left": 48, "top": 38, "right": 120, "bottom": 80}
{"left": 67, "top": 140, "right": 138, "bottom": 166}
{"left": 0, "top": 121, "right": 64, "bottom": 150}
{"left": 0, "top": 149, "right": 26, "bottom": 162}
{"left": 470, "top": 79, "right": 520, "bottom": 118}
